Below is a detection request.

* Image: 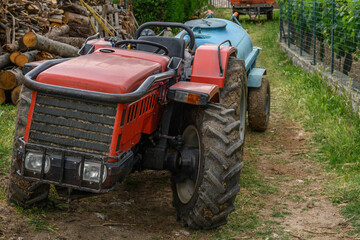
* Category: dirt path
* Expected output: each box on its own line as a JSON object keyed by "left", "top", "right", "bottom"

{"left": 250, "top": 108, "right": 355, "bottom": 239}
{"left": 0, "top": 96, "right": 356, "bottom": 240}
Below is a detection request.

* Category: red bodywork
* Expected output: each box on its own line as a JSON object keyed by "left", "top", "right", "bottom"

{"left": 24, "top": 44, "right": 233, "bottom": 161}
{"left": 25, "top": 49, "right": 170, "bottom": 158}
{"left": 37, "top": 49, "right": 169, "bottom": 94}
{"left": 87, "top": 39, "right": 112, "bottom": 51}
{"left": 169, "top": 81, "right": 220, "bottom": 103}
{"left": 190, "top": 44, "right": 237, "bottom": 88}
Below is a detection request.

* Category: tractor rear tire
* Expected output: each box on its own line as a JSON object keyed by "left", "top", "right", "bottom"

{"left": 248, "top": 78, "right": 270, "bottom": 132}
{"left": 267, "top": 10, "right": 273, "bottom": 21}
{"left": 7, "top": 86, "right": 50, "bottom": 207}
{"left": 172, "top": 103, "right": 243, "bottom": 229}
{"left": 220, "top": 57, "right": 247, "bottom": 152}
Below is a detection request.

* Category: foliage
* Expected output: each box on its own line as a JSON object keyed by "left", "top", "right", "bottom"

{"left": 131, "top": 0, "right": 208, "bottom": 23}
{"left": 280, "top": 0, "right": 360, "bottom": 66}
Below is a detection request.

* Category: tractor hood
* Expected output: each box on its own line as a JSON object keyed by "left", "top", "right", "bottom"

{"left": 36, "top": 49, "right": 170, "bottom": 94}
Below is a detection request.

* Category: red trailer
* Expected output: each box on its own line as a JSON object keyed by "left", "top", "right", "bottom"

{"left": 230, "top": 0, "right": 276, "bottom": 20}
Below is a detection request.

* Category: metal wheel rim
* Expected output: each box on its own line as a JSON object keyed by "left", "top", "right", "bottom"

{"left": 239, "top": 85, "right": 246, "bottom": 143}
{"left": 176, "top": 125, "right": 201, "bottom": 204}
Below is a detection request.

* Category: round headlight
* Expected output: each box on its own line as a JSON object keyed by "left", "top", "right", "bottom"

{"left": 25, "top": 153, "right": 51, "bottom": 173}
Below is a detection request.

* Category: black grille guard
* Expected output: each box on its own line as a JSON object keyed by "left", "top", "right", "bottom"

{"left": 24, "top": 58, "right": 176, "bottom": 103}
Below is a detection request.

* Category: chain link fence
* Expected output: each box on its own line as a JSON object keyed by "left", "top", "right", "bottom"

{"left": 279, "top": 0, "right": 360, "bottom": 84}
{"left": 209, "top": 0, "right": 232, "bottom": 8}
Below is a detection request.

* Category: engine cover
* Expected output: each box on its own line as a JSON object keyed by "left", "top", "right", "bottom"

{"left": 36, "top": 49, "right": 170, "bottom": 94}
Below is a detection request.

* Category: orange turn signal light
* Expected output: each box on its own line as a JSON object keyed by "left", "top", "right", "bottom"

{"left": 233, "top": 12, "right": 239, "bottom": 17}
{"left": 186, "top": 93, "right": 201, "bottom": 105}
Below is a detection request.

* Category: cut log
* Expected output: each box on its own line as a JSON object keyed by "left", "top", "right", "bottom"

{"left": 64, "top": 12, "right": 89, "bottom": 26}
{"left": 0, "top": 89, "right": 5, "bottom": 105}
{"left": 11, "top": 85, "right": 22, "bottom": 105}
{"left": 22, "top": 32, "right": 78, "bottom": 57}
{"left": 52, "top": 36, "right": 85, "bottom": 48}
{"left": 63, "top": 3, "right": 89, "bottom": 16}
{"left": 0, "top": 67, "right": 25, "bottom": 90}
{"left": 10, "top": 51, "right": 21, "bottom": 64}
{"left": 2, "top": 42, "right": 19, "bottom": 52}
{"left": 45, "top": 24, "right": 70, "bottom": 38}
{"left": 18, "top": 37, "right": 28, "bottom": 52}
{"left": 36, "top": 51, "right": 54, "bottom": 61}
{"left": 0, "top": 53, "right": 11, "bottom": 70}
{"left": 14, "top": 50, "right": 39, "bottom": 67}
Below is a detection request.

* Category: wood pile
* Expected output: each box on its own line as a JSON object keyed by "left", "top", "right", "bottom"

{"left": 0, "top": 0, "right": 138, "bottom": 105}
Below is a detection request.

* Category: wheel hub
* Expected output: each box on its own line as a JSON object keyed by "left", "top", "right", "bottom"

{"left": 176, "top": 125, "right": 201, "bottom": 204}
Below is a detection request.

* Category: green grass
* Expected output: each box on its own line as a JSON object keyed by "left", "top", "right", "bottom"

{"left": 0, "top": 105, "right": 16, "bottom": 174}
{"left": 212, "top": 8, "right": 360, "bottom": 234}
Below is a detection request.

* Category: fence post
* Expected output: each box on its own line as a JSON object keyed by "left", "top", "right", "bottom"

{"left": 313, "top": 0, "right": 317, "bottom": 65}
{"left": 300, "top": 0, "right": 304, "bottom": 56}
{"left": 288, "top": 0, "right": 291, "bottom": 48}
{"left": 280, "top": 2, "right": 283, "bottom": 41}
{"left": 331, "top": 0, "right": 335, "bottom": 73}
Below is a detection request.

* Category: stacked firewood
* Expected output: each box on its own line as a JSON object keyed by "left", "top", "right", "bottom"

{"left": 0, "top": 0, "right": 138, "bottom": 105}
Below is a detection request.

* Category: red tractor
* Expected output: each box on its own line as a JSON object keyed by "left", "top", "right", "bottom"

{"left": 8, "top": 22, "right": 247, "bottom": 229}
{"left": 231, "top": 0, "right": 276, "bottom": 21}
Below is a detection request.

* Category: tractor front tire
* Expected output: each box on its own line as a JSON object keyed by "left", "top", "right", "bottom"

{"left": 172, "top": 104, "right": 243, "bottom": 229}
{"left": 248, "top": 78, "right": 270, "bottom": 132}
{"left": 7, "top": 86, "right": 50, "bottom": 207}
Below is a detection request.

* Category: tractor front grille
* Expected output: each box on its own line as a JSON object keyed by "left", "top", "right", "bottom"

{"left": 28, "top": 93, "right": 117, "bottom": 155}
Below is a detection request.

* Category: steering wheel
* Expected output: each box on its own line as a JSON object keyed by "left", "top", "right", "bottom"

{"left": 135, "top": 22, "right": 196, "bottom": 50}
{"left": 114, "top": 40, "right": 169, "bottom": 55}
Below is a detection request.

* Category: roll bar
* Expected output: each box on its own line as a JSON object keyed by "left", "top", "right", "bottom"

{"left": 135, "top": 22, "right": 195, "bottom": 50}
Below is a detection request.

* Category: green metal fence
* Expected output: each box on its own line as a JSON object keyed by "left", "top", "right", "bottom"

{"left": 279, "top": 0, "right": 360, "bottom": 82}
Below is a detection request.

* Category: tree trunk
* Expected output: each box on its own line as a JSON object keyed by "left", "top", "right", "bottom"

{"left": 343, "top": 52, "right": 353, "bottom": 76}
{"left": 52, "top": 36, "right": 85, "bottom": 48}
{"left": 2, "top": 43, "right": 19, "bottom": 52}
{"left": 0, "top": 53, "right": 11, "bottom": 70}
{"left": 14, "top": 50, "right": 40, "bottom": 67}
{"left": 11, "top": 85, "right": 22, "bottom": 105}
{"left": 64, "top": 11, "right": 89, "bottom": 26}
{"left": 45, "top": 24, "right": 70, "bottom": 38}
{"left": 0, "top": 67, "right": 25, "bottom": 90}
{"left": 22, "top": 32, "right": 79, "bottom": 57}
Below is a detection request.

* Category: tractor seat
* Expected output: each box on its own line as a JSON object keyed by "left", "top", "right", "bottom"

{"left": 138, "top": 36, "right": 185, "bottom": 59}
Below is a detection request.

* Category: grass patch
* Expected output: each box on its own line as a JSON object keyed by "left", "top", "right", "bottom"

{"left": 14, "top": 205, "right": 57, "bottom": 233}
{"left": 0, "top": 105, "right": 16, "bottom": 175}
{"left": 215, "top": 7, "right": 360, "bottom": 234}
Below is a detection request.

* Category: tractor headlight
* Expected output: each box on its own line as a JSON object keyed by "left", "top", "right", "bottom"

{"left": 78, "top": 162, "right": 107, "bottom": 183}
{"left": 25, "top": 153, "right": 51, "bottom": 173}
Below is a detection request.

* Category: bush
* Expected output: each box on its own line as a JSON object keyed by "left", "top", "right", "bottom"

{"left": 132, "top": 0, "right": 208, "bottom": 24}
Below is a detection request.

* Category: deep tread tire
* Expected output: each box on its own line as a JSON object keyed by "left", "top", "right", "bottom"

{"left": 248, "top": 78, "right": 270, "bottom": 132}
{"left": 172, "top": 104, "right": 244, "bottom": 229}
{"left": 7, "top": 86, "right": 50, "bottom": 207}
{"left": 220, "top": 57, "right": 247, "bottom": 118}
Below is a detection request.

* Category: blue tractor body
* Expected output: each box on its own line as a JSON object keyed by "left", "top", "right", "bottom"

{"left": 176, "top": 18, "right": 265, "bottom": 88}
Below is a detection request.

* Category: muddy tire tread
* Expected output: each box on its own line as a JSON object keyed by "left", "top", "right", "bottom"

{"left": 174, "top": 104, "right": 244, "bottom": 229}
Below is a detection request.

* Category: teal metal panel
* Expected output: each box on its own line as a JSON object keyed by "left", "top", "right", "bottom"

{"left": 247, "top": 68, "right": 266, "bottom": 88}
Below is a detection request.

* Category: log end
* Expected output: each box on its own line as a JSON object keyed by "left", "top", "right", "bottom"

{"left": 23, "top": 32, "right": 38, "bottom": 48}
{"left": 0, "top": 89, "right": 6, "bottom": 105}
{"left": 14, "top": 55, "right": 28, "bottom": 68}
{"left": 0, "top": 71, "right": 17, "bottom": 90}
